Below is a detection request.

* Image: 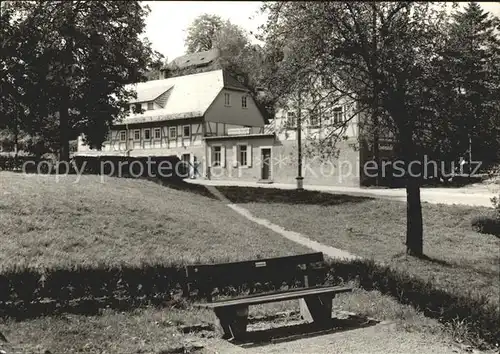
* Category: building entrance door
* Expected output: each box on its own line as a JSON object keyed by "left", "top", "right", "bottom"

{"left": 261, "top": 148, "right": 271, "bottom": 180}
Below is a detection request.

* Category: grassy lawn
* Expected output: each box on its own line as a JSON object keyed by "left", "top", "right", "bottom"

{"left": 217, "top": 186, "right": 500, "bottom": 307}
{"left": 0, "top": 306, "right": 216, "bottom": 354}
{"left": 0, "top": 175, "right": 494, "bottom": 351}
{"left": 1, "top": 286, "right": 455, "bottom": 354}
{"left": 0, "top": 172, "right": 308, "bottom": 271}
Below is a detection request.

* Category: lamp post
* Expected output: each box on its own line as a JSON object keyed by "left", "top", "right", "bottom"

{"left": 296, "top": 88, "right": 304, "bottom": 190}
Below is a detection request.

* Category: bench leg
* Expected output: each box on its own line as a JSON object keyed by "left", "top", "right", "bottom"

{"left": 300, "top": 294, "right": 333, "bottom": 326}
{"left": 214, "top": 305, "right": 249, "bottom": 341}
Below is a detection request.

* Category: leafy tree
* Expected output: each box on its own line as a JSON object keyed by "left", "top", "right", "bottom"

{"left": 185, "top": 14, "right": 224, "bottom": 53}
{"left": 2, "top": 1, "right": 162, "bottom": 161}
{"left": 182, "top": 14, "right": 276, "bottom": 119}
{"left": 261, "top": 2, "right": 460, "bottom": 256}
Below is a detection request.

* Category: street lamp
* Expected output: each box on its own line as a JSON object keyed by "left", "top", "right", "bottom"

{"left": 296, "top": 88, "right": 304, "bottom": 190}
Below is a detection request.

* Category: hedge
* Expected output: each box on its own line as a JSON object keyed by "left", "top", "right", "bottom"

{"left": 1, "top": 259, "right": 498, "bottom": 347}
{"left": 326, "top": 259, "right": 499, "bottom": 348}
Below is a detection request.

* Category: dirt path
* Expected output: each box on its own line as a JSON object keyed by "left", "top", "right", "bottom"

{"left": 201, "top": 322, "right": 475, "bottom": 354}
{"left": 205, "top": 185, "right": 358, "bottom": 261}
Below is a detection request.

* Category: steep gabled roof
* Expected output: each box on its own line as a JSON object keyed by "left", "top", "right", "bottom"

{"left": 128, "top": 84, "right": 173, "bottom": 104}
{"left": 122, "top": 69, "right": 250, "bottom": 124}
{"left": 169, "top": 49, "right": 221, "bottom": 70}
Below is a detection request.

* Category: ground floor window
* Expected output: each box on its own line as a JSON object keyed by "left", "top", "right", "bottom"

{"left": 238, "top": 145, "right": 248, "bottom": 166}
{"left": 154, "top": 128, "right": 161, "bottom": 139}
{"left": 119, "top": 131, "right": 126, "bottom": 141}
{"left": 213, "top": 146, "right": 221, "bottom": 166}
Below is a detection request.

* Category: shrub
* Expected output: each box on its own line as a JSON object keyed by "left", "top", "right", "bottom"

{"left": 326, "top": 259, "right": 500, "bottom": 348}
{"left": 490, "top": 194, "right": 500, "bottom": 219}
{"left": 471, "top": 215, "right": 500, "bottom": 236}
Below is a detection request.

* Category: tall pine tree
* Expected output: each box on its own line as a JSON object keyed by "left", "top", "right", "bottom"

{"left": 445, "top": 2, "right": 500, "bottom": 169}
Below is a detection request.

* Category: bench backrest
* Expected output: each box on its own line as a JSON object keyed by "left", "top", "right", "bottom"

{"left": 184, "top": 252, "right": 325, "bottom": 296}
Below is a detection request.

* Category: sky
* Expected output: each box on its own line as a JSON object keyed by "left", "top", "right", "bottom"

{"left": 142, "top": 1, "right": 500, "bottom": 62}
{"left": 142, "top": 1, "right": 265, "bottom": 61}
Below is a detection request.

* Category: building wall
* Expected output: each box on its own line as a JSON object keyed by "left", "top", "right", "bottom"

{"left": 77, "top": 119, "right": 204, "bottom": 153}
{"left": 273, "top": 98, "right": 360, "bottom": 142}
{"left": 205, "top": 136, "right": 363, "bottom": 186}
{"left": 204, "top": 89, "right": 265, "bottom": 127}
{"left": 204, "top": 121, "right": 263, "bottom": 136}
{"left": 205, "top": 137, "right": 276, "bottom": 181}
{"left": 270, "top": 139, "right": 362, "bottom": 186}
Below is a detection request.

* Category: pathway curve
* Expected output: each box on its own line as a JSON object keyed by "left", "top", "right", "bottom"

{"left": 192, "top": 179, "right": 494, "bottom": 208}
{"left": 201, "top": 185, "right": 487, "bottom": 354}
{"left": 205, "top": 185, "right": 359, "bottom": 261}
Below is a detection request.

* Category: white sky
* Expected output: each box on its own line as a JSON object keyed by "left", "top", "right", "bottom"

{"left": 142, "top": 1, "right": 265, "bottom": 61}
{"left": 142, "top": 1, "right": 500, "bottom": 61}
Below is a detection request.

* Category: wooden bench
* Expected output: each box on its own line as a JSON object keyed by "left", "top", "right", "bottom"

{"left": 184, "top": 252, "right": 353, "bottom": 340}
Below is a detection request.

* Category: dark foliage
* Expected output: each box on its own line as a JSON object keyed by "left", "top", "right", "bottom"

{"left": 326, "top": 259, "right": 500, "bottom": 348}
{"left": 0, "top": 265, "right": 183, "bottom": 320}
{"left": 471, "top": 215, "right": 500, "bottom": 236}
{"left": 1, "top": 257, "right": 498, "bottom": 347}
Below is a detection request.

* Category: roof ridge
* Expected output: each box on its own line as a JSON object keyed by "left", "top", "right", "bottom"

{"left": 139, "top": 69, "right": 224, "bottom": 85}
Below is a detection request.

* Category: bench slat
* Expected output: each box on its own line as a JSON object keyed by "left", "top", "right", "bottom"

{"left": 185, "top": 252, "right": 324, "bottom": 279}
{"left": 194, "top": 285, "right": 353, "bottom": 309}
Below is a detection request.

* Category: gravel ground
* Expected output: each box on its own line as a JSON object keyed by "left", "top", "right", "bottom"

{"left": 203, "top": 322, "right": 484, "bottom": 354}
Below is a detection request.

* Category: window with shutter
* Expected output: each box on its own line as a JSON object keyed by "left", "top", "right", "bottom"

{"left": 213, "top": 146, "right": 221, "bottom": 167}
{"left": 238, "top": 145, "right": 247, "bottom": 166}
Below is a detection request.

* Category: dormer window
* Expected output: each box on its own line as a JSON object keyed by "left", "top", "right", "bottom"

{"left": 133, "top": 103, "right": 142, "bottom": 113}
{"left": 147, "top": 102, "right": 154, "bottom": 110}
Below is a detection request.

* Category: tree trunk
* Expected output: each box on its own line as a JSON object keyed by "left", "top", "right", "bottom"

{"left": 399, "top": 123, "right": 424, "bottom": 256}
{"left": 59, "top": 98, "right": 70, "bottom": 163}
{"left": 373, "top": 113, "right": 380, "bottom": 186}
{"left": 14, "top": 110, "right": 19, "bottom": 170}
{"left": 405, "top": 176, "right": 423, "bottom": 256}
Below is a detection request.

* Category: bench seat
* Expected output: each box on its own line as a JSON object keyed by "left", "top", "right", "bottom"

{"left": 194, "top": 285, "right": 353, "bottom": 308}
{"left": 194, "top": 285, "right": 353, "bottom": 340}
{"left": 184, "top": 252, "right": 353, "bottom": 341}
